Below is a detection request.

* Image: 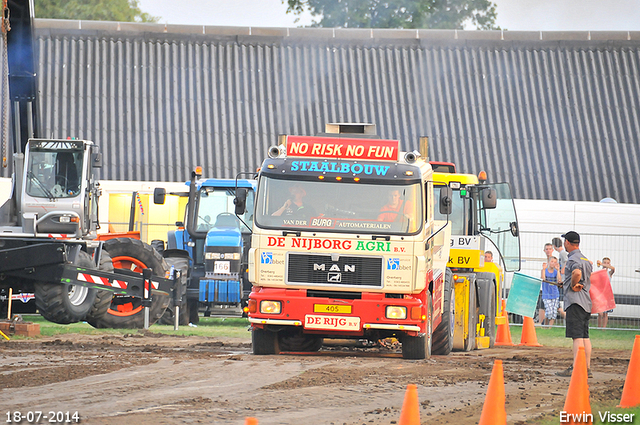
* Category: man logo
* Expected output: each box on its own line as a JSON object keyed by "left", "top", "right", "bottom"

{"left": 328, "top": 272, "right": 342, "bottom": 282}
{"left": 387, "top": 258, "right": 400, "bottom": 270}
{"left": 261, "top": 252, "right": 273, "bottom": 264}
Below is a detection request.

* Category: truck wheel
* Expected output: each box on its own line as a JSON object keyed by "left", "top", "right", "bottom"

{"left": 85, "top": 250, "right": 115, "bottom": 324}
{"left": 35, "top": 251, "right": 97, "bottom": 324}
{"left": 86, "top": 238, "right": 169, "bottom": 329}
{"left": 432, "top": 269, "right": 454, "bottom": 355}
{"left": 279, "top": 330, "right": 323, "bottom": 352}
{"left": 252, "top": 328, "right": 280, "bottom": 355}
{"left": 402, "top": 291, "right": 433, "bottom": 359}
{"left": 158, "top": 256, "right": 190, "bottom": 326}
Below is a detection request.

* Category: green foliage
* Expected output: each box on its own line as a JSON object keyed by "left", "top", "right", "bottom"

{"left": 284, "top": 0, "right": 499, "bottom": 30}
{"left": 34, "top": 0, "right": 160, "bottom": 23}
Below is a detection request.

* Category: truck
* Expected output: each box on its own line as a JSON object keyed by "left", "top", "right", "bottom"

{"left": 0, "top": 0, "right": 176, "bottom": 327}
{"left": 237, "top": 123, "right": 454, "bottom": 359}
{"left": 154, "top": 168, "right": 256, "bottom": 324}
{"left": 430, "top": 161, "right": 521, "bottom": 351}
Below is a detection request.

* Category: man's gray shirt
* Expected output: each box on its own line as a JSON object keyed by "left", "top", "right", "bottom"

{"left": 563, "top": 249, "right": 592, "bottom": 312}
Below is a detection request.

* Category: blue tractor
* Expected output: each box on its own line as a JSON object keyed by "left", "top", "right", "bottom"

{"left": 154, "top": 168, "right": 256, "bottom": 324}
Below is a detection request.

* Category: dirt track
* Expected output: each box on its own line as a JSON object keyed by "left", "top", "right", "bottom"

{"left": 0, "top": 332, "right": 630, "bottom": 425}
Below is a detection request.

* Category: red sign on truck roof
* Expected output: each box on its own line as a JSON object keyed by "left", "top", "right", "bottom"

{"left": 286, "top": 136, "right": 399, "bottom": 161}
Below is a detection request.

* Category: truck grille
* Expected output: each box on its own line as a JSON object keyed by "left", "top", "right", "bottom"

{"left": 287, "top": 254, "right": 382, "bottom": 287}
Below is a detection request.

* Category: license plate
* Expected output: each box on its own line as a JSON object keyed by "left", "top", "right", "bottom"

{"left": 214, "top": 260, "right": 230, "bottom": 274}
{"left": 313, "top": 304, "right": 352, "bottom": 314}
{"left": 304, "top": 314, "right": 361, "bottom": 331}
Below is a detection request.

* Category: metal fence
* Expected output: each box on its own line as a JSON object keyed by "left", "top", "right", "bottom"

{"left": 509, "top": 231, "right": 640, "bottom": 330}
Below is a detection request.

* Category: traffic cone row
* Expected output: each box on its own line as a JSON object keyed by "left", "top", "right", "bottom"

{"left": 246, "top": 333, "right": 640, "bottom": 424}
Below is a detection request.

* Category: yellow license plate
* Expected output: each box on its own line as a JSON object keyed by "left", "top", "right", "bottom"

{"left": 313, "top": 304, "right": 352, "bottom": 314}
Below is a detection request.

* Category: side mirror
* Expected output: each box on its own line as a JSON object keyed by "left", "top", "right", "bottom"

{"left": 235, "top": 188, "right": 248, "bottom": 215}
{"left": 91, "top": 146, "right": 102, "bottom": 168}
{"left": 439, "top": 186, "right": 452, "bottom": 215}
{"left": 154, "top": 187, "right": 166, "bottom": 205}
{"left": 510, "top": 221, "right": 519, "bottom": 237}
{"left": 482, "top": 188, "right": 497, "bottom": 209}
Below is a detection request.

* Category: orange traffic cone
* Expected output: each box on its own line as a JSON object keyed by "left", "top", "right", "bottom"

{"left": 244, "top": 418, "right": 258, "bottom": 425}
{"left": 398, "top": 384, "right": 420, "bottom": 425}
{"left": 519, "top": 316, "right": 543, "bottom": 347}
{"left": 495, "top": 299, "right": 515, "bottom": 346}
{"left": 479, "top": 359, "right": 507, "bottom": 425}
{"left": 563, "top": 347, "right": 592, "bottom": 425}
{"left": 619, "top": 335, "right": 640, "bottom": 408}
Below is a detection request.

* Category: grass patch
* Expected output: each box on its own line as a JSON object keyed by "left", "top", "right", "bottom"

{"left": 15, "top": 315, "right": 251, "bottom": 339}
{"left": 508, "top": 325, "right": 638, "bottom": 350}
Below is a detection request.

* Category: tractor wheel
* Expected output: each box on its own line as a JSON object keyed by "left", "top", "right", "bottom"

{"left": 35, "top": 251, "right": 97, "bottom": 324}
{"left": 402, "top": 291, "right": 433, "bottom": 359}
{"left": 279, "top": 330, "right": 323, "bottom": 352}
{"left": 86, "top": 238, "right": 169, "bottom": 329}
{"left": 159, "top": 256, "right": 190, "bottom": 326}
{"left": 432, "top": 269, "right": 454, "bottom": 355}
{"left": 252, "top": 328, "right": 280, "bottom": 355}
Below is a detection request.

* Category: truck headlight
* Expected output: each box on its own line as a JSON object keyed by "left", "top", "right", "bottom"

{"left": 385, "top": 306, "right": 407, "bottom": 320}
{"left": 260, "top": 300, "right": 282, "bottom": 314}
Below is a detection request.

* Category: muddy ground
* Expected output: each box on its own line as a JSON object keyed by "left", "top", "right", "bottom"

{"left": 0, "top": 332, "right": 631, "bottom": 425}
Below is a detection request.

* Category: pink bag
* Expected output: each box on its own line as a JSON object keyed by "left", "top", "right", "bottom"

{"left": 590, "top": 269, "right": 616, "bottom": 314}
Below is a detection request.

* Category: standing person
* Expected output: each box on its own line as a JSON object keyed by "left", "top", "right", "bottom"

{"left": 537, "top": 243, "right": 557, "bottom": 324}
{"left": 552, "top": 237, "right": 569, "bottom": 319}
{"left": 596, "top": 257, "right": 616, "bottom": 328}
{"left": 541, "top": 256, "right": 560, "bottom": 326}
{"left": 556, "top": 231, "right": 593, "bottom": 378}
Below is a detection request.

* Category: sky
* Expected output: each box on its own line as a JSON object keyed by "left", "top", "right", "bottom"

{"left": 137, "top": 0, "right": 640, "bottom": 31}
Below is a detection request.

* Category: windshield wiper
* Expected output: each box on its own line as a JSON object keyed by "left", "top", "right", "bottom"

{"left": 27, "top": 171, "right": 55, "bottom": 201}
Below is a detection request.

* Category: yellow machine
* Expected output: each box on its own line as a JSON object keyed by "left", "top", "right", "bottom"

{"left": 432, "top": 164, "right": 520, "bottom": 351}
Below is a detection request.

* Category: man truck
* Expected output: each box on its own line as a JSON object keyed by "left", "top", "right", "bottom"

{"left": 237, "top": 124, "right": 454, "bottom": 359}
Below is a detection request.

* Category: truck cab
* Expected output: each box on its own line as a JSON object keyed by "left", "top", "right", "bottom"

{"left": 244, "top": 124, "right": 451, "bottom": 359}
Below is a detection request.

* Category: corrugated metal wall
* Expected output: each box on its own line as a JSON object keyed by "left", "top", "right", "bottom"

{"left": 8, "top": 21, "right": 640, "bottom": 203}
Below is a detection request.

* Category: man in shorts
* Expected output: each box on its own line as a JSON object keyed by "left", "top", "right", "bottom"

{"left": 556, "top": 231, "right": 593, "bottom": 378}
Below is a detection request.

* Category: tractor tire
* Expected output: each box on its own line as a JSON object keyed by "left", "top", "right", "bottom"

{"left": 252, "top": 328, "right": 280, "bottom": 355}
{"left": 159, "top": 256, "right": 190, "bottom": 326}
{"left": 86, "top": 238, "right": 169, "bottom": 329}
{"left": 279, "top": 330, "right": 323, "bottom": 352}
{"left": 432, "top": 269, "right": 454, "bottom": 355}
{"left": 84, "top": 250, "right": 115, "bottom": 324}
{"left": 402, "top": 291, "right": 433, "bottom": 359}
{"left": 463, "top": 280, "right": 478, "bottom": 352}
{"left": 35, "top": 251, "right": 97, "bottom": 324}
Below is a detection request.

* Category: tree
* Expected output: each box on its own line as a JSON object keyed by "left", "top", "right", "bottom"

{"left": 35, "top": 0, "right": 160, "bottom": 23}
{"left": 285, "top": 0, "right": 499, "bottom": 30}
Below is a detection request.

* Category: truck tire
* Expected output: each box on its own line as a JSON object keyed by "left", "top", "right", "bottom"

{"left": 279, "top": 330, "right": 323, "bottom": 352}
{"left": 84, "top": 250, "right": 115, "bottom": 324}
{"left": 35, "top": 251, "right": 97, "bottom": 324}
{"left": 159, "top": 256, "right": 190, "bottom": 326}
{"left": 86, "top": 238, "right": 170, "bottom": 329}
{"left": 402, "top": 291, "right": 433, "bottom": 359}
{"left": 252, "top": 328, "right": 280, "bottom": 355}
{"left": 432, "top": 269, "right": 454, "bottom": 355}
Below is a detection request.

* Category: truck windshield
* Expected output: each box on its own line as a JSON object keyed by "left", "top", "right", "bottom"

{"left": 195, "top": 187, "right": 254, "bottom": 233}
{"left": 25, "top": 149, "right": 83, "bottom": 199}
{"left": 433, "top": 186, "right": 469, "bottom": 235}
{"left": 255, "top": 177, "right": 423, "bottom": 234}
